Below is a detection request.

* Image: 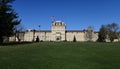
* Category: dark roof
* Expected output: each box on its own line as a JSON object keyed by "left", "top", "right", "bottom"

{"left": 94, "top": 31, "right": 99, "bottom": 33}
{"left": 26, "top": 30, "right": 98, "bottom": 33}
{"left": 66, "top": 30, "right": 85, "bottom": 32}
{"left": 36, "top": 30, "right": 51, "bottom": 32}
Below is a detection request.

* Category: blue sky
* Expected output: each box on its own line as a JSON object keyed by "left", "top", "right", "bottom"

{"left": 13, "top": 0, "right": 120, "bottom": 31}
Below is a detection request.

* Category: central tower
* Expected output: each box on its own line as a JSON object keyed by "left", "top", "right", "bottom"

{"left": 51, "top": 21, "right": 66, "bottom": 41}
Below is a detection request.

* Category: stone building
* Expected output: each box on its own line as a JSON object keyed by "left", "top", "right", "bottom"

{"left": 9, "top": 21, "right": 98, "bottom": 42}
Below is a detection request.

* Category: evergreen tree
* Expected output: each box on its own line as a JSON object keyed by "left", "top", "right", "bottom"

{"left": 0, "top": 0, "right": 20, "bottom": 43}
{"left": 73, "top": 35, "right": 76, "bottom": 42}
{"left": 98, "top": 25, "right": 107, "bottom": 42}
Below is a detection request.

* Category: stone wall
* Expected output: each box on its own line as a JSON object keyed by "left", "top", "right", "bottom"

{"left": 9, "top": 21, "right": 100, "bottom": 42}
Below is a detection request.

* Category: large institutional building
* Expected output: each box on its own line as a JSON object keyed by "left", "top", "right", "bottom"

{"left": 9, "top": 21, "right": 99, "bottom": 42}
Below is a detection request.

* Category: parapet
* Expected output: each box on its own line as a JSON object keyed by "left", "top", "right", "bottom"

{"left": 52, "top": 21, "right": 66, "bottom": 26}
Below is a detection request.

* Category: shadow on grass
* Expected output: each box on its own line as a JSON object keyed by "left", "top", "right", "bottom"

{"left": 0, "top": 42, "right": 33, "bottom": 46}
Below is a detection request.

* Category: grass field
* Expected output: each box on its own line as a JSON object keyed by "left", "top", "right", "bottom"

{"left": 0, "top": 42, "right": 120, "bottom": 69}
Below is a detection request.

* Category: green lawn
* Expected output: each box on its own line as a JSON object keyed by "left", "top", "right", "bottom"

{"left": 0, "top": 42, "right": 120, "bottom": 69}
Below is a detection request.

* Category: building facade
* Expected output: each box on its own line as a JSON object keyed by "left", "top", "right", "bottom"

{"left": 9, "top": 21, "right": 98, "bottom": 42}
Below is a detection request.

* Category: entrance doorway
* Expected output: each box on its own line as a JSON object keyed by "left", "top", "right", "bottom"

{"left": 56, "top": 36, "right": 61, "bottom": 41}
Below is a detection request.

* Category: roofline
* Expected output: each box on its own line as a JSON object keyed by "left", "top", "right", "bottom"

{"left": 27, "top": 30, "right": 84, "bottom": 32}
{"left": 66, "top": 30, "right": 85, "bottom": 32}
{"left": 36, "top": 30, "right": 51, "bottom": 32}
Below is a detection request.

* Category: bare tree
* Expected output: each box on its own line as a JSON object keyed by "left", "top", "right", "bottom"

{"left": 85, "top": 26, "right": 94, "bottom": 41}
{"left": 117, "top": 31, "right": 120, "bottom": 42}
{"left": 117, "top": 28, "right": 120, "bottom": 42}
{"left": 106, "top": 23, "right": 119, "bottom": 42}
{"left": 98, "top": 23, "right": 120, "bottom": 42}
{"left": 14, "top": 24, "right": 25, "bottom": 42}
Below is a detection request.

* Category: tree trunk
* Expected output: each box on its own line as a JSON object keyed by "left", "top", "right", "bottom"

{"left": 110, "top": 38, "right": 114, "bottom": 42}
{"left": 0, "top": 37, "right": 3, "bottom": 44}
